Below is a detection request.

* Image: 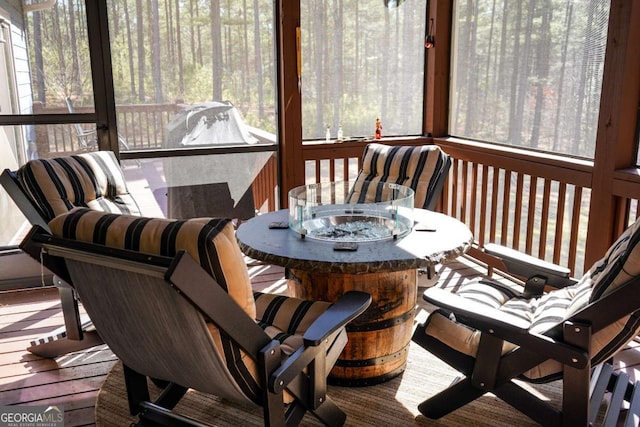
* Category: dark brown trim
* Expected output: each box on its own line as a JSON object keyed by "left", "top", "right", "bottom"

{"left": 276, "top": 1, "right": 303, "bottom": 206}
{"left": 585, "top": 0, "right": 640, "bottom": 267}
{"left": 119, "top": 144, "right": 277, "bottom": 160}
{"left": 0, "top": 113, "right": 97, "bottom": 125}
{"left": 86, "top": 0, "right": 120, "bottom": 156}
{"left": 424, "top": 0, "right": 453, "bottom": 137}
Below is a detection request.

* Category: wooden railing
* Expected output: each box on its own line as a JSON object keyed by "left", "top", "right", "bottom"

{"left": 32, "top": 101, "right": 182, "bottom": 155}
{"left": 301, "top": 138, "right": 597, "bottom": 276}
{"left": 302, "top": 142, "right": 366, "bottom": 183}
{"left": 29, "top": 102, "right": 640, "bottom": 276}
{"left": 612, "top": 169, "right": 640, "bottom": 233}
{"left": 436, "top": 138, "right": 594, "bottom": 276}
{"left": 31, "top": 101, "right": 280, "bottom": 217}
{"left": 111, "top": 103, "right": 183, "bottom": 150}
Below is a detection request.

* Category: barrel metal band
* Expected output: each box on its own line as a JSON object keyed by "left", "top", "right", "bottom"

{"left": 328, "top": 365, "right": 407, "bottom": 387}
{"left": 334, "top": 343, "right": 409, "bottom": 367}
{"left": 346, "top": 307, "right": 416, "bottom": 332}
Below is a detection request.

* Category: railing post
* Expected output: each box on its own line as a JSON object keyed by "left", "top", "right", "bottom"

{"left": 32, "top": 102, "right": 50, "bottom": 156}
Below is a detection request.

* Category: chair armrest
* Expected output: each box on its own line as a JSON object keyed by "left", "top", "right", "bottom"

{"left": 484, "top": 243, "right": 576, "bottom": 288}
{"left": 423, "top": 287, "right": 589, "bottom": 368}
{"left": 268, "top": 291, "right": 371, "bottom": 394}
{"left": 303, "top": 291, "right": 371, "bottom": 346}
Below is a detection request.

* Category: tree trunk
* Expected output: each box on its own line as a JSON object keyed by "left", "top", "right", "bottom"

{"left": 242, "top": 0, "right": 249, "bottom": 103}
{"left": 495, "top": 0, "right": 508, "bottom": 134}
{"left": 164, "top": 0, "right": 175, "bottom": 98}
{"left": 381, "top": 7, "right": 389, "bottom": 122}
{"left": 481, "top": 0, "right": 497, "bottom": 131}
{"left": 53, "top": 5, "right": 66, "bottom": 101}
{"left": 513, "top": 0, "right": 535, "bottom": 147}
{"left": 400, "top": 4, "right": 414, "bottom": 133}
{"left": 463, "top": 0, "right": 478, "bottom": 136}
{"left": 331, "top": 0, "right": 343, "bottom": 133}
{"left": 530, "top": 0, "right": 552, "bottom": 147}
{"left": 176, "top": 0, "right": 184, "bottom": 98}
{"left": 67, "top": 0, "right": 82, "bottom": 97}
{"left": 123, "top": 1, "right": 137, "bottom": 99}
{"left": 225, "top": 2, "right": 232, "bottom": 81}
{"left": 313, "top": 0, "right": 324, "bottom": 136}
{"left": 189, "top": 0, "right": 196, "bottom": 64}
{"left": 33, "top": 12, "right": 46, "bottom": 103}
{"left": 165, "top": 0, "right": 174, "bottom": 68}
{"left": 552, "top": 2, "right": 573, "bottom": 151}
{"left": 210, "top": 0, "right": 223, "bottom": 101}
{"left": 507, "top": 1, "right": 523, "bottom": 142}
{"left": 354, "top": 2, "right": 359, "bottom": 97}
{"left": 197, "top": 1, "right": 203, "bottom": 65}
{"left": 136, "top": 0, "right": 146, "bottom": 101}
{"left": 253, "top": 0, "right": 264, "bottom": 118}
{"left": 149, "top": 0, "right": 163, "bottom": 103}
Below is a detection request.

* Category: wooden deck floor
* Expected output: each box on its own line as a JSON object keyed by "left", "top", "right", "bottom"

{"left": 1, "top": 259, "right": 639, "bottom": 426}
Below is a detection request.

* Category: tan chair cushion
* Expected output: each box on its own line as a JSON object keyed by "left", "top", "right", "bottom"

{"left": 254, "top": 292, "right": 331, "bottom": 354}
{"left": 17, "top": 151, "right": 140, "bottom": 222}
{"left": 49, "top": 208, "right": 256, "bottom": 318}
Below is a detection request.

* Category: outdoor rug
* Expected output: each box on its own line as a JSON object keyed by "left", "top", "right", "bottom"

{"left": 95, "top": 340, "right": 562, "bottom": 426}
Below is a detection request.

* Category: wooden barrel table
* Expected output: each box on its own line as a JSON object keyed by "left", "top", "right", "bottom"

{"left": 287, "top": 268, "right": 417, "bottom": 385}
{"left": 236, "top": 209, "right": 473, "bottom": 386}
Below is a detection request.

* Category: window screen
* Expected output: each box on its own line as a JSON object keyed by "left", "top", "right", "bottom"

{"left": 450, "top": 0, "right": 610, "bottom": 158}
{"left": 301, "top": 0, "right": 426, "bottom": 141}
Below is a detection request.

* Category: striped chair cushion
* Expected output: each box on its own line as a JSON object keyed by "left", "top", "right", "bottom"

{"left": 48, "top": 208, "right": 256, "bottom": 318}
{"left": 254, "top": 292, "right": 331, "bottom": 355}
{"left": 347, "top": 143, "right": 450, "bottom": 210}
{"left": 424, "top": 218, "right": 640, "bottom": 382}
{"left": 565, "top": 217, "right": 640, "bottom": 364}
{"left": 16, "top": 151, "right": 140, "bottom": 222}
{"left": 48, "top": 208, "right": 332, "bottom": 405}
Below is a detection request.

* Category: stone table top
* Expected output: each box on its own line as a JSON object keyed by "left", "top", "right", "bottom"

{"left": 236, "top": 209, "right": 473, "bottom": 274}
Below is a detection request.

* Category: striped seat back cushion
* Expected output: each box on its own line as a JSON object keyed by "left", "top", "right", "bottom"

{"left": 48, "top": 208, "right": 332, "bottom": 405}
{"left": 563, "top": 217, "right": 640, "bottom": 365}
{"left": 347, "top": 143, "right": 449, "bottom": 209}
{"left": 16, "top": 151, "right": 140, "bottom": 222}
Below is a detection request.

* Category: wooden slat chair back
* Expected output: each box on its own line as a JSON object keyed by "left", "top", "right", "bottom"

{"left": 0, "top": 168, "right": 50, "bottom": 232}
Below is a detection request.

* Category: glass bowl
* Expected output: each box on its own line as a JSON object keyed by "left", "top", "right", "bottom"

{"left": 288, "top": 181, "right": 414, "bottom": 242}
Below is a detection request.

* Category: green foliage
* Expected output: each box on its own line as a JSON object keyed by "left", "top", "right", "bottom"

{"left": 450, "top": 0, "right": 610, "bottom": 158}
{"left": 182, "top": 64, "right": 213, "bottom": 103}
{"left": 26, "top": 0, "right": 277, "bottom": 124}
